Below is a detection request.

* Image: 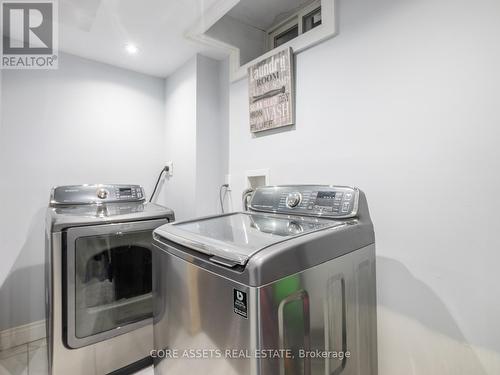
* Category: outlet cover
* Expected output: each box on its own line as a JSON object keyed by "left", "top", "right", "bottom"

{"left": 166, "top": 161, "right": 173, "bottom": 176}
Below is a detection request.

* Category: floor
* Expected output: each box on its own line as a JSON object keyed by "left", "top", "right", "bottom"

{"left": 134, "top": 367, "right": 153, "bottom": 375}
{"left": 0, "top": 339, "right": 47, "bottom": 375}
{"left": 0, "top": 339, "right": 154, "bottom": 375}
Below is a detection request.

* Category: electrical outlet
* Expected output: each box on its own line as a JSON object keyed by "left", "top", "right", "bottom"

{"left": 166, "top": 161, "right": 173, "bottom": 176}
{"left": 225, "top": 174, "right": 231, "bottom": 190}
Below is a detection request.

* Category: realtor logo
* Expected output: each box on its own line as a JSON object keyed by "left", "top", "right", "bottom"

{"left": 1, "top": 0, "right": 58, "bottom": 69}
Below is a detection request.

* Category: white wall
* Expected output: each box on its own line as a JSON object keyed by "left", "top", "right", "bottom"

{"left": 161, "top": 57, "right": 198, "bottom": 219}
{"left": 227, "top": 0, "right": 500, "bottom": 373}
{"left": 206, "top": 15, "right": 267, "bottom": 66}
{"left": 0, "top": 52, "right": 228, "bottom": 331}
{"left": 196, "top": 55, "right": 229, "bottom": 216}
{"left": 0, "top": 53, "right": 167, "bottom": 330}
{"left": 161, "top": 55, "right": 229, "bottom": 220}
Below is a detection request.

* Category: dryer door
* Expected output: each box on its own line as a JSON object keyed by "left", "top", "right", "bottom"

{"left": 64, "top": 219, "right": 167, "bottom": 349}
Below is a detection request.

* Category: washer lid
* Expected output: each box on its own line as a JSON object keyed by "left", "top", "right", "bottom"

{"left": 154, "top": 212, "right": 343, "bottom": 266}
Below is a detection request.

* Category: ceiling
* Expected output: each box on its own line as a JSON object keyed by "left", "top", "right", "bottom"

{"left": 227, "top": 0, "right": 312, "bottom": 31}
{"left": 57, "top": 0, "right": 223, "bottom": 77}
{"left": 7, "top": 0, "right": 314, "bottom": 77}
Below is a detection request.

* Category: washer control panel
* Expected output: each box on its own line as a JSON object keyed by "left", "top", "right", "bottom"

{"left": 248, "top": 185, "right": 359, "bottom": 218}
{"left": 50, "top": 184, "right": 145, "bottom": 206}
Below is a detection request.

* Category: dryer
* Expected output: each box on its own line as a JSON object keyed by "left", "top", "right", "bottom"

{"left": 46, "top": 184, "right": 174, "bottom": 375}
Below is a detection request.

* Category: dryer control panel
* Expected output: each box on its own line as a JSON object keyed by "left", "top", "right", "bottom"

{"left": 50, "top": 184, "right": 145, "bottom": 206}
{"left": 248, "top": 185, "right": 359, "bottom": 218}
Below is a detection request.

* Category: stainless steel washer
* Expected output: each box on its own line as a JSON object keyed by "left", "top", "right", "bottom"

{"left": 46, "top": 184, "right": 174, "bottom": 375}
{"left": 152, "top": 185, "right": 377, "bottom": 375}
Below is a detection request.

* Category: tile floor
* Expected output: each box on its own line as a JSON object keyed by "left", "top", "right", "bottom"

{"left": 0, "top": 339, "right": 153, "bottom": 375}
{"left": 134, "top": 367, "right": 154, "bottom": 375}
{"left": 0, "top": 338, "right": 48, "bottom": 375}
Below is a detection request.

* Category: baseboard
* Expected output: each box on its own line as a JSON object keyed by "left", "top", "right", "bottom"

{"left": 0, "top": 320, "right": 46, "bottom": 351}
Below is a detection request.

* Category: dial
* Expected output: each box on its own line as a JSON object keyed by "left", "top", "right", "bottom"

{"left": 286, "top": 192, "right": 302, "bottom": 208}
{"left": 97, "top": 188, "right": 109, "bottom": 200}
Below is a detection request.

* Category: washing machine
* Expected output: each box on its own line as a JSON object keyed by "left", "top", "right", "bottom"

{"left": 45, "top": 184, "right": 174, "bottom": 375}
{"left": 152, "top": 185, "right": 377, "bottom": 375}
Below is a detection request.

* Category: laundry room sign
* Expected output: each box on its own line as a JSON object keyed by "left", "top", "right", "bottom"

{"left": 248, "top": 47, "right": 295, "bottom": 133}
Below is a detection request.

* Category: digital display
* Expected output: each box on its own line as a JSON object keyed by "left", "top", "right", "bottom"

{"left": 119, "top": 188, "right": 132, "bottom": 196}
{"left": 317, "top": 191, "right": 336, "bottom": 199}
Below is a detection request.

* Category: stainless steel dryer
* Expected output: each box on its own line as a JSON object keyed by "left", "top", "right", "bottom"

{"left": 46, "top": 184, "right": 174, "bottom": 375}
{"left": 152, "top": 185, "right": 377, "bottom": 375}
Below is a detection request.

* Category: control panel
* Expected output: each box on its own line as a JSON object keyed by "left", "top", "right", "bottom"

{"left": 248, "top": 185, "right": 359, "bottom": 218}
{"left": 50, "top": 184, "right": 145, "bottom": 206}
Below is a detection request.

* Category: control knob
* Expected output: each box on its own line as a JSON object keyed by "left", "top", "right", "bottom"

{"left": 97, "top": 188, "right": 109, "bottom": 200}
{"left": 286, "top": 192, "right": 302, "bottom": 208}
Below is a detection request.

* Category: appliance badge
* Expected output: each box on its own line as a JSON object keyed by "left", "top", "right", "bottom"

{"left": 233, "top": 289, "right": 248, "bottom": 319}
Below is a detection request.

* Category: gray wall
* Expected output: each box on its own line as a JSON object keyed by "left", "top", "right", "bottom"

{"left": 0, "top": 53, "right": 167, "bottom": 330}
{"left": 227, "top": 0, "right": 500, "bottom": 373}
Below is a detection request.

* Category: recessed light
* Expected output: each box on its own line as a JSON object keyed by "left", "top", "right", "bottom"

{"left": 125, "top": 44, "right": 138, "bottom": 55}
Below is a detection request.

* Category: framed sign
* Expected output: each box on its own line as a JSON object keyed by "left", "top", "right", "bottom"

{"left": 248, "top": 47, "right": 295, "bottom": 133}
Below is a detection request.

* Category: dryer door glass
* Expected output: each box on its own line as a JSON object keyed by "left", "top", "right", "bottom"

{"left": 73, "top": 230, "right": 153, "bottom": 339}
